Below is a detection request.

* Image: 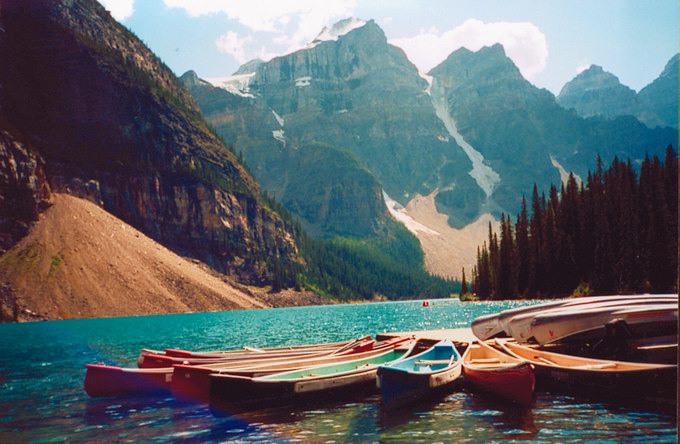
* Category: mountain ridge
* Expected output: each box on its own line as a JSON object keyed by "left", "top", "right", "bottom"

{"left": 557, "top": 55, "right": 678, "bottom": 129}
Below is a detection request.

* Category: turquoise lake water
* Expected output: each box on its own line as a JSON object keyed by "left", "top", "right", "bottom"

{"left": 0, "top": 299, "right": 676, "bottom": 442}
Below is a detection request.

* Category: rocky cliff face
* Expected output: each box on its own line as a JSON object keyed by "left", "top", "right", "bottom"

{"left": 181, "top": 71, "right": 392, "bottom": 238}
{"left": 557, "top": 65, "right": 638, "bottom": 119}
{"left": 0, "top": 0, "right": 299, "bottom": 284}
{"left": 0, "top": 128, "right": 51, "bottom": 254}
{"left": 637, "top": 54, "right": 678, "bottom": 129}
{"left": 557, "top": 55, "right": 678, "bottom": 130}
{"left": 249, "top": 20, "right": 473, "bottom": 202}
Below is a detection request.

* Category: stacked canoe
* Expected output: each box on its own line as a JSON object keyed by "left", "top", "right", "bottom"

{"left": 472, "top": 294, "right": 677, "bottom": 346}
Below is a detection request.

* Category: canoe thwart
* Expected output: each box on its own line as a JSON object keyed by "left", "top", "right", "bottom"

{"left": 415, "top": 359, "right": 451, "bottom": 365}
{"left": 572, "top": 363, "right": 617, "bottom": 370}
{"left": 469, "top": 358, "right": 501, "bottom": 364}
{"left": 537, "top": 356, "right": 559, "bottom": 366}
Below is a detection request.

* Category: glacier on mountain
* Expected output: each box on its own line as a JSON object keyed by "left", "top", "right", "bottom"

{"left": 430, "top": 80, "right": 501, "bottom": 197}
{"left": 205, "top": 73, "right": 255, "bottom": 98}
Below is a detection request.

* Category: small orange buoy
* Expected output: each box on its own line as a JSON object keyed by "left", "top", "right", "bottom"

{"left": 422, "top": 300, "right": 430, "bottom": 307}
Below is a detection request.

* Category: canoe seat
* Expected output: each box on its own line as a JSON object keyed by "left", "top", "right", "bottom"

{"left": 470, "top": 358, "right": 501, "bottom": 364}
{"left": 415, "top": 360, "right": 450, "bottom": 365}
{"left": 470, "top": 363, "right": 517, "bottom": 368}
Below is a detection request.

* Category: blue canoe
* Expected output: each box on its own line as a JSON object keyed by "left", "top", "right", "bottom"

{"left": 377, "top": 339, "right": 462, "bottom": 409}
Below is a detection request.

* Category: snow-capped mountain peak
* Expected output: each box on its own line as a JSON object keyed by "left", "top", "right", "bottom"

{"left": 307, "top": 18, "right": 367, "bottom": 48}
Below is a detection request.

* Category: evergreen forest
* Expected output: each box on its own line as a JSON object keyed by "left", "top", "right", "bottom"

{"left": 469, "top": 146, "right": 678, "bottom": 299}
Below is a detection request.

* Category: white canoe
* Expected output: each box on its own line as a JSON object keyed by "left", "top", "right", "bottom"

{"left": 506, "top": 297, "right": 677, "bottom": 343}
{"left": 471, "top": 294, "right": 677, "bottom": 340}
{"left": 529, "top": 303, "right": 678, "bottom": 345}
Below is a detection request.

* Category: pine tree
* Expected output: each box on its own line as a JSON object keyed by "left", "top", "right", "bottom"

{"left": 460, "top": 267, "right": 468, "bottom": 297}
{"left": 527, "top": 184, "right": 544, "bottom": 295}
{"left": 497, "top": 214, "right": 515, "bottom": 298}
{"left": 515, "top": 196, "right": 530, "bottom": 296}
{"left": 476, "top": 244, "right": 492, "bottom": 299}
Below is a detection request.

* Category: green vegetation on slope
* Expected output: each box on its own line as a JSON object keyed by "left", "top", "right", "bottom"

{"left": 300, "top": 222, "right": 458, "bottom": 300}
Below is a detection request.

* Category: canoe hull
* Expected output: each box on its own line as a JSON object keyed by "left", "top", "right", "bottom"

{"left": 171, "top": 365, "right": 214, "bottom": 403}
{"left": 534, "top": 363, "right": 676, "bottom": 405}
{"left": 499, "top": 340, "right": 677, "bottom": 407}
{"left": 378, "top": 363, "right": 461, "bottom": 410}
{"left": 463, "top": 362, "right": 535, "bottom": 405}
{"left": 530, "top": 305, "right": 678, "bottom": 346}
{"left": 84, "top": 364, "right": 171, "bottom": 398}
{"left": 209, "top": 369, "right": 378, "bottom": 415}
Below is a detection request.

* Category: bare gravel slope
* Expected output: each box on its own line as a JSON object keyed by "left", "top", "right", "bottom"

{"left": 0, "top": 194, "right": 325, "bottom": 321}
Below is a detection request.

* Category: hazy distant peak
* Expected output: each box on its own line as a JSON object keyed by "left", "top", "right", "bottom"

{"left": 430, "top": 42, "right": 520, "bottom": 79}
{"left": 559, "top": 64, "right": 629, "bottom": 97}
{"left": 659, "top": 53, "right": 679, "bottom": 78}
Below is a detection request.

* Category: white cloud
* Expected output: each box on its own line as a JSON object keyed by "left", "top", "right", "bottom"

{"left": 215, "top": 31, "right": 253, "bottom": 64}
{"left": 576, "top": 60, "right": 591, "bottom": 74}
{"left": 167, "top": 0, "right": 357, "bottom": 63}
{"left": 164, "top": 0, "right": 355, "bottom": 38}
{"left": 390, "top": 19, "right": 549, "bottom": 81}
{"left": 98, "top": 0, "right": 135, "bottom": 21}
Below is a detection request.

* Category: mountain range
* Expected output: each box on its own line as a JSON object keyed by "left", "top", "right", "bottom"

{"left": 557, "top": 56, "right": 679, "bottom": 129}
{"left": 0, "top": 2, "right": 676, "bottom": 319}
{"left": 182, "top": 19, "right": 677, "bottom": 278}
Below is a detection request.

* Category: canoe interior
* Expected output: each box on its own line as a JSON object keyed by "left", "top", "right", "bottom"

{"left": 385, "top": 340, "right": 459, "bottom": 374}
{"left": 500, "top": 341, "right": 674, "bottom": 371}
{"left": 261, "top": 347, "right": 411, "bottom": 381}
{"left": 463, "top": 341, "right": 521, "bottom": 367}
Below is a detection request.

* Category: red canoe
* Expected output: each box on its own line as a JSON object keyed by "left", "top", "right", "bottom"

{"left": 84, "top": 364, "right": 172, "bottom": 397}
{"left": 462, "top": 340, "right": 535, "bottom": 405}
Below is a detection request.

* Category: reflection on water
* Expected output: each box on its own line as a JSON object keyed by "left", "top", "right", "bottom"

{"left": 0, "top": 300, "right": 676, "bottom": 442}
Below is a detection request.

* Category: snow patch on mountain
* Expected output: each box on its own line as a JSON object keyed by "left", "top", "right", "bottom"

{"left": 272, "top": 129, "right": 286, "bottom": 145}
{"left": 272, "top": 110, "right": 285, "bottom": 127}
{"left": 308, "top": 18, "right": 367, "bottom": 48}
{"left": 206, "top": 73, "right": 255, "bottom": 98}
{"left": 295, "top": 76, "right": 312, "bottom": 87}
{"left": 383, "top": 191, "right": 439, "bottom": 235}
{"left": 430, "top": 81, "right": 501, "bottom": 197}
{"left": 550, "top": 155, "right": 582, "bottom": 187}
{"left": 385, "top": 190, "right": 498, "bottom": 280}
{"left": 418, "top": 71, "right": 433, "bottom": 95}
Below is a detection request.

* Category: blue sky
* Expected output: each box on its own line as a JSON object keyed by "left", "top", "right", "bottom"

{"left": 101, "top": 0, "right": 678, "bottom": 94}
